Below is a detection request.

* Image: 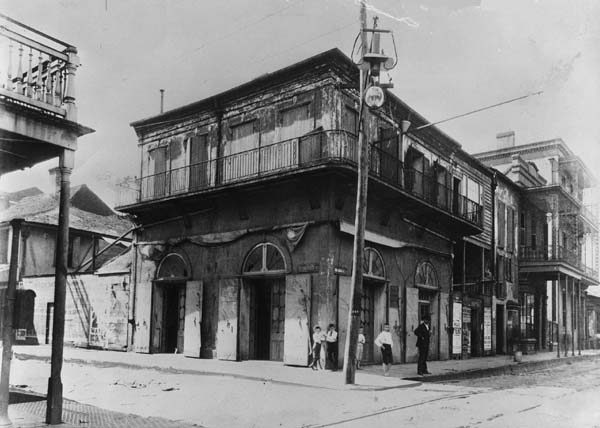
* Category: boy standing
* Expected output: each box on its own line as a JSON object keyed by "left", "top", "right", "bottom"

{"left": 374, "top": 323, "right": 393, "bottom": 376}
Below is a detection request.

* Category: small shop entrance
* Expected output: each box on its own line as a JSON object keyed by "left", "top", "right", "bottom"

{"left": 360, "top": 281, "right": 376, "bottom": 362}
{"left": 247, "top": 278, "right": 286, "bottom": 361}
{"left": 152, "top": 282, "right": 185, "bottom": 353}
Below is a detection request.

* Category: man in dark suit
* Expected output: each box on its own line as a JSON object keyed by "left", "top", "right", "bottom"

{"left": 414, "top": 315, "right": 431, "bottom": 375}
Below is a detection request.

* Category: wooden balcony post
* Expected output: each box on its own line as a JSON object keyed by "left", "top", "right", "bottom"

{"left": 46, "top": 149, "right": 74, "bottom": 425}
{"left": 16, "top": 44, "right": 23, "bottom": 93}
{"left": 26, "top": 47, "right": 33, "bottom": 97}
{"left": 63, "top": 46, "right": 79, "bottom": 121}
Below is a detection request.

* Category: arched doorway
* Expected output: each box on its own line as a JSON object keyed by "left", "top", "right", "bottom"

{"left": 152, "top": 253, "right": 190, "bottom": 353}
{"left": 361, "top": 247, "right": 387, "bottom": 362}
{"left": 242, "top": 243, "right": 287, "bottom": 361}
{"left": 415, "top": 260, "right": 439, "bottom": 357}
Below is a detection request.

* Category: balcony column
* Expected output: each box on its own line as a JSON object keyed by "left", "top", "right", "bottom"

{"left": 571, "top": 277, "right": 575, "bottom": 356}
{"left": 549, "top": 157, "right": 559, "bottom": 185}
{"left": 577, "top": 280, "right": 581, "bottom": 355}
{"left": 546, "top": 213, "right": 553, "bottom": 259}
{"left": 552, "top": 272, "right": 562, "bottom": 358}
{"left": 63, "top": 46, "right": 79, "bottom": 122}
{"left": 46, "top": 149, "right": 74, "bottom": 425}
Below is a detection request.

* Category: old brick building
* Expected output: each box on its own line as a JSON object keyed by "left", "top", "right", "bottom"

{"left": 117, "top": 49, "right": 493, "bottom": 365}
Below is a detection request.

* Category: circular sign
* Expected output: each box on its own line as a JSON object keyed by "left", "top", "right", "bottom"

{"left": 364, "top": 85, "right": 385, "bottom": 108}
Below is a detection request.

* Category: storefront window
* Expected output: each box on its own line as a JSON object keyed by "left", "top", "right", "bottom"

{"left": 520, "top": 293, "right": 535, "bottom": 339}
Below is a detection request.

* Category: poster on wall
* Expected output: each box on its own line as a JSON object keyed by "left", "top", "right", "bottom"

{"left": 452, "top": 302, "right": 462, "bottom": 354}
{"left": 484, "top": 307, "right": 492, "bottom": 351}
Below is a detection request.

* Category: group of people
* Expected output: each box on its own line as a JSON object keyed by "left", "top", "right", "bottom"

{"left": 309, "top": 316, "right": 432, "bottom": 376}
{"left": 310, "top": 324, "right": 339, "bottom": 370}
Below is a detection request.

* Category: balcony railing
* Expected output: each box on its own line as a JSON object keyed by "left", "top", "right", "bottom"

{"left": 453, "top": 281, "right": 494, "bottom": 297}
{"left": 0, "top": 14, "right": 76, "bottom": 118}
{"left": 519, "top": 245, "right": 599, "bottom": 279}
{"left": 118, "top": 130, "right": 483, "bottom": 227}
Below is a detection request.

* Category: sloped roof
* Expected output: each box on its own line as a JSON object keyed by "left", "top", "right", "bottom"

{"left": 0, "top": 189, "right": 132, "bottom": 237}
{"left": 95, "top": 247, "right": 131, "bottom": 275}
{"left": 1, "top": 187, "right": 44, "bottom": 203}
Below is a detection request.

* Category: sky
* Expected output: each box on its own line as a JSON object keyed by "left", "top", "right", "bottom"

{"left": 1, "top": 0, "right": 599, "bottom": 207}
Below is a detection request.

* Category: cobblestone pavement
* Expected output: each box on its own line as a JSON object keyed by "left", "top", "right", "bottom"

{"left": 9, "top": 390, "right": 203, "bottom": 428}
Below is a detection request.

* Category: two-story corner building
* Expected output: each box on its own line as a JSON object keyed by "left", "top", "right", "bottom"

{"left": 475, "top": 132, "right": 599, "bottom": 355}
{"left": 0, "top": 184, "right": 133, "bottom": 347}
{"left": 117, "top": 48, "right": 491, "bottom": 366}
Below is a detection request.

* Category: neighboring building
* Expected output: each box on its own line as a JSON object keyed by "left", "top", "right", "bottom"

{"left": 585, "top": 287, "right": 600, "bottom": 349}
{"left": 475, "top": 132, "right": 599, "bottom": 355}
{"left": 492, "top": 171, "right": 523, "bottom": 355}
{"left": 0, "top": 184, "right": 133, "bottom": 347}
{"left": 117, "top": 48, "right": 493, "bottom": 365}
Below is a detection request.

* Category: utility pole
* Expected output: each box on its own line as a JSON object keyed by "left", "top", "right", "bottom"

{"left": 46, "top": 149, "right": 74, "bottom": 425}
{"left": 343, "top": 2, "right": 398, "bottom": 384}
{"left": 343, "top": 0, "right": 368, "bottom": 385}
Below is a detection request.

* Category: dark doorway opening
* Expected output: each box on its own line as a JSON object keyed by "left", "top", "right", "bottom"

{"left": 471, "top": 307, "right": 481, "bottom": 357}
{"left": 248, "top": 278, "right": 285, "bottom": 361}
{"left": 163, "top": 285, "right": 183, "bottom": 353}
{"left": 496, "top": 304, "right": 505, "bottom": 354}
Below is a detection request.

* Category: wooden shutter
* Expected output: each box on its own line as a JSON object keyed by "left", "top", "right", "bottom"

{"left": 217, "top": 278, "right": 239, "bottom": 360}
{"left": 337, "top": 276, "right": 352, "bottom": 369}
{"left": 283, "top": 274, "right": 312, "bottom": 366}
{"left": 506, "top": 206, "right": 514, "bottom": 252}
{"left": 498, "top": 201, "right": 506, "bottom": 248}
{"left": 151, "top": 285, "right": 163, "bottom": 353}
{"left": 184, "top": 280, "right": 203, "bottom": 358}
{"left": 405, "top": 287, "right": 419, "bottom": 363}
{"left": 439, "top": 291, "right": 450, "bottom": 360}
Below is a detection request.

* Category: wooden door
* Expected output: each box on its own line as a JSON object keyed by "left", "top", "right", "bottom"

{"left": 134, "top": 280, "right": 152, "bottom": 353}
{"left": 151, "top": 285, "right": 163, "bottom": 353}
{"left": 360, "top": 283, "right": 375, "bottom": 362}
{"left": 153, "top": 146, "right": 168, "bottom": 198}
{"left": 405, "top": 287, "right": 420, "bottom": 362}
{"left": 270, "top": 279, "right": 286, "bottom": 361}
{"left": 189, "top": 135, "right": 209, "bottom": 190}
{"left": 283, "top": 274, "right": 311, "bottom": 366}
{"left": 184, "top": 281, "right": 203, "bottom": 357}
{"left": 217, "top": 278, "right": 239, "bottom": 360}
{"left": 177, "top": 286, "right": 186, "bottom": 353}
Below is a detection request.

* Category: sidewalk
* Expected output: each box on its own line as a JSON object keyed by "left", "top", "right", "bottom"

{"left": 8, "top": 345, "right": 600, "bottom": 427}
{"left": 12, "top": 345, "right": 417, "bottom": 392}
{"left": 362, "top": 348, "right": 600, "bottom": 381}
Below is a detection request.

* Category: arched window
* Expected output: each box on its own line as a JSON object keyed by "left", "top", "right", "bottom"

{"left": 363, "top": 247, "right": 385, "bottom": 280}
{"left": 156, "top": 253, "right": 189, "bottom": 280}
{"left": 415, "top": 261, "right": 438, "bottom": 289}
{"left": 243, "top": 243, "right": 286, "bottom": 275}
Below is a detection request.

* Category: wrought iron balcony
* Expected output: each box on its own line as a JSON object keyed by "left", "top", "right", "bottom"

{"left": 519, "top": 245, "right": 598, "bottom": 279}
{"left": 117, "top": 130, "right": 483, "bottom": 227}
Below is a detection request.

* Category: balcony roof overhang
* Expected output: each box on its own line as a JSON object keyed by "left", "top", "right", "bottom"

{"left": 520, "top": 261, "right": 598, "bottom": 286}
{"left": 0, "top": 95, "right": 94, "bottom": 175}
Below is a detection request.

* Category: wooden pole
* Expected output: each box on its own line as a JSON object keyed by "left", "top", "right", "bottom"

{"left": 46, "top": 149, "right": 74, "bottom": 424}
{"left": 343, "top": 0, "right": 368, "bottom": 385}
{"left": 0, "top": 219, "right": 23, "bottom": 428}
{"left": 556, "top": 274, "right": 560, "bottom": 358}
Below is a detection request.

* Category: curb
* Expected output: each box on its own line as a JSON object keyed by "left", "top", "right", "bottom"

{"left": 403, "top": 353, "right": 600, "bottom": 382}
{"left": 13, "top": 352, "right": 420, "bottom": 392}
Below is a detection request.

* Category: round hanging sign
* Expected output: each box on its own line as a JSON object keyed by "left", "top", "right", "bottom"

{"left": 364, "top": 85, "right": 385, "bottom": 108}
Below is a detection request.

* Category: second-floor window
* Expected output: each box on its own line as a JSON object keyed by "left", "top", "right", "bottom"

{"left": 342, "top": 106, "right": 358, "bottom": 135}
{"left": 507, "top": 206, "right": 515, "bottom": 252}
{"left": 498, "top": 200, "right": 506, "bottom": 248}
{"left": 223, "top": 121, "right": 260, "bottom": 181}
{"left": 279, "top": 104, "right": 312, "bottom": 141}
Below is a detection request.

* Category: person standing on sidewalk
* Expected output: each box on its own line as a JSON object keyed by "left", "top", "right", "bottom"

{"left": 311, "top": 326, "right": 324, "bottom": 370}
{"left": 374, "top": 323, "right": 393, "bottom": 376}
{"left": 414, "top": 315, "right": 431, "bottom": 375}
{"left": 325, "top": 324, "right": 338, "bottom": 371}
{"left": 356, "top": 327, "right": 366, "bottom": 370}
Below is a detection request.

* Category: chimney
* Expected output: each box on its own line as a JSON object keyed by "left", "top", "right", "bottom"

{"left": 49, "top": 167, "right": 61, "bottom": 196}
{"left": 496, "top": 131, "right": 515, "bottom": 150}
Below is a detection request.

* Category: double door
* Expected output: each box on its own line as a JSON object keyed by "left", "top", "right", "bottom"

{"left": 248, "top": 278, "right": 286, "bottom": 361}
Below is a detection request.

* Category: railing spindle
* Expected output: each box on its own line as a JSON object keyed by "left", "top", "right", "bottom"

{"left": 26, "top": 46, "right": 33, "bottom": 97}
{"left": 35, "top": 51, "right": 43, "bottom": 100}
{"left": 16, "top": 43, "right": 23, "bottom": 93}
{"left": 6, "top": 42, "right": 12, "bottom": 91}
